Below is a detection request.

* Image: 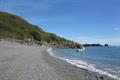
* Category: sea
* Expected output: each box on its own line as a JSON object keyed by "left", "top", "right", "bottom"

{"left": 47, "top": 47, "right": 120, "bottom": 80}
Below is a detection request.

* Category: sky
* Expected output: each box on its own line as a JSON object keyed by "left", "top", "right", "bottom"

{"left": 0, "top": 0, "right": 120, "bottom": 45}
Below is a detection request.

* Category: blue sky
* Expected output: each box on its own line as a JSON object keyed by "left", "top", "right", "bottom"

{"left": 0, "top": 0, "right": 120, "bottom": 45}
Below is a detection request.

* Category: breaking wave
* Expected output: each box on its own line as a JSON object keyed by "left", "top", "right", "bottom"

{"left": 47, "top": 48, "right": 120, "bottom": 80}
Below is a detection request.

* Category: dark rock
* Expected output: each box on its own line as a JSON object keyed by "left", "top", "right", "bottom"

{"left": 100, "top": 76, "right": 104, "bottom": 80}
{"left": 104, "top": 44, "right": 109, "bottom": 47}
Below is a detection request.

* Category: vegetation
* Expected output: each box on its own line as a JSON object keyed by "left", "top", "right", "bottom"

{"left": 0, "top": 11, "right": 82, "bottom": 48}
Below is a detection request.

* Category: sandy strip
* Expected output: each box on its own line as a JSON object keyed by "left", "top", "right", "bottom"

{"left": 0, "top": 41, "right": 62, "bottom": 80}
{"left": 0, "top": 41, "right": 116, "bottom": 80}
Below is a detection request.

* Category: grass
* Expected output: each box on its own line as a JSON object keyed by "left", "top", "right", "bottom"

{"left": 0, "top": 11, "right": 69, "bottom": 43}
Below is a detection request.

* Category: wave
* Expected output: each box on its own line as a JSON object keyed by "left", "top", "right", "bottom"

{"left": 47, "top": 48, "right": 120, "bottom": 80}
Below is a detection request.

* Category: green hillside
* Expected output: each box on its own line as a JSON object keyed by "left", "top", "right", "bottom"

{"left": 0, "top": 12, "right": 82, "bottom": 48}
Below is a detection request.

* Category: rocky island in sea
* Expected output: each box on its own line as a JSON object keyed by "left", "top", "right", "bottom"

{"left": 83, "top": 43, "right": 109, "bottom": 47}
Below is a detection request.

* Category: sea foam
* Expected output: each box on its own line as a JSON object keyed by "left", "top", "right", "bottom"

{"left": 47, "top": 48, "right": 120, "bottom": 80}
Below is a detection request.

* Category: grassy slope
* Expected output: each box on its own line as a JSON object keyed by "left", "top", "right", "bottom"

{"left": 0, "top": 12, "right": 67, "bottom": 42}
{"left": 0, "top": 12, "right": 82, "bottom": 48}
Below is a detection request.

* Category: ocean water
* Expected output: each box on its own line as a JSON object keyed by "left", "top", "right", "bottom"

{"left": 48, "top": 47, "right": 120, "bottom": 80}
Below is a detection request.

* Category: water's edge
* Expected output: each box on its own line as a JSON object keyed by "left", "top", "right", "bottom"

{"left": 47, "top": 48, "right": 120, "bottom": 80}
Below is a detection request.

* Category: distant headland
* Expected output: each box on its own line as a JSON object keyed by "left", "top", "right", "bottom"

{"left": 83, "top": 44, "right": 109, "bottom": 47}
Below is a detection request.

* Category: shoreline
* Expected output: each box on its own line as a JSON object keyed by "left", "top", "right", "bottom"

{"left": 44, "top": 48, "right": 117, "bottom": 80}
{"left": 0, "top": 41, "right": 117, "bottom": 80}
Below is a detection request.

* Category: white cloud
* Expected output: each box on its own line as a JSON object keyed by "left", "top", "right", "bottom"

{"left": 0, "top": 0, "right": 66, "bottom": 11}
{"left": 0, "top": 1, "right": 50, "bottom": 11}
{"left": 75, "top": 36, "right": 120, "bottom": 46}
{"left": 114, "top": 27, "right": 120, "bottom": 31}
